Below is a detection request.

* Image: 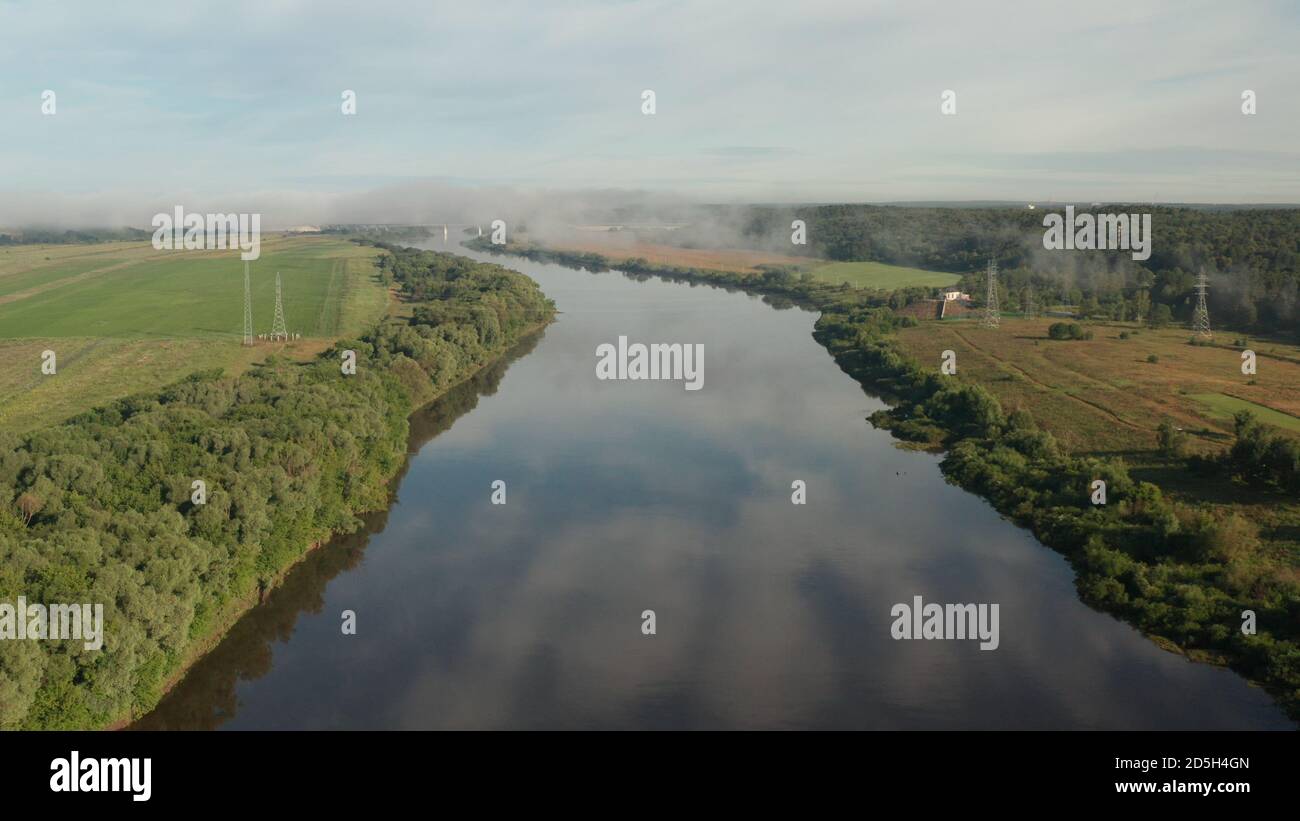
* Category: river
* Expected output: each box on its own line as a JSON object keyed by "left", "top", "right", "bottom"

{"left": 135, "top": 240, "right": 1292, "bottom": 729}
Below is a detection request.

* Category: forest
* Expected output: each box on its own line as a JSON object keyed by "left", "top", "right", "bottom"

{"left": 705, "top": 204, "right": 1300, "bottom": 338}
{"left": 0, "top": 227, "right": 151, "bottom": 245}
{"left": 0, "top": 244, "right": 554, "bottom": 729}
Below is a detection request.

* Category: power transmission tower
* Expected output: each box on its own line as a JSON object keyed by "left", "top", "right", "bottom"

{"left": 1023, "top": 284, "right": 1037, "bottom": 319}
{"left": 270, "top": 272, "right": 289, "bottom": 341}
{"left": 982, "top": 258, "right": 1001, "bottom": 328}
{"left": 242, "top": 262, "right": 254, "bottom": 346}
{"left": 1192, "top": 268, "right": 1212, "bottom": 339}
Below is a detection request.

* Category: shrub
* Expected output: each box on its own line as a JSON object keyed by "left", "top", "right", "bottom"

{"left": 1157, "top": 418, "right": 1188, "bottom": 457}
{"left": 1048, "top": 322, "right": 1090, "bottom": 340}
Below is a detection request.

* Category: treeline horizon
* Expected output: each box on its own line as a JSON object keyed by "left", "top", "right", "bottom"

{"left": 718, "top": 204, "right": 1300, "bottom": 338}
{"left": 0, "top": 243, "right": 555, "bottom": 729}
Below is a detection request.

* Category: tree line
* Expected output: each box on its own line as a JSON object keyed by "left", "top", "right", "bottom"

{"left": 0, "top": 244, "right": 554, "bottom": 729}
{"left": 715, "top": 204, "right": 1300, "bottom": 337}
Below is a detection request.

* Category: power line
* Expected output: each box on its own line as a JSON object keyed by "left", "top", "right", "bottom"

{"left": 1192, "top": 268, "right": 1212, "bottom": 339}
{"left": 982, "top": 258, "right": 1000, "bottom": 329}
{"left": 270, "top": 272, "right": 289, "bottom": 341}
{"left": 242, "top": 262, "right": 254, "bottom": 346}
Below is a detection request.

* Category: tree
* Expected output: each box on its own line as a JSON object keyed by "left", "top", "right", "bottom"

{"left": 1157, "top": 418, "right": 1188, "bottom": 457}
{"left": 1135, "top": 289, "right": 1151, "bottom": 325}
{"left": 1151, "top": 303, "right": 1173, "bottom": 328}
{"left": 16, "top": 493, "right": 42, "bottom": 526}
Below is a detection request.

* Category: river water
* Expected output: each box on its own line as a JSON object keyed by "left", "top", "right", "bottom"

{"left": 136, "top": 241, "right": 1292, "bottom": 729}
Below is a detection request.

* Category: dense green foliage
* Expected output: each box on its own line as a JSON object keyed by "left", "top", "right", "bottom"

{"left": 483, "top": 238, "right": 1300, "bottom": 721}
{"left": 717, "top": 204, "right": 1300, "bottom": 337}
{"left": 1220, "top": 410, "right": 1300, "bottom": 493}
{"left": 322, "top": 225, "right": 435, "bottom": 242}
{"left": 1047, "top": 322, "right": 1093, "bottom": 340}
{"left": 0, "top": 245, "right": 553, "bottom": 728}
{"left": 0, "top": 227, "right": 151, "bottom": 245}
{"left": 825, "top": 315, "right": 1300, "bottom": 722}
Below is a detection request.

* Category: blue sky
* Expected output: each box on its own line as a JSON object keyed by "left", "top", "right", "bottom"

{"left": 1, "top": 0, "right": 1297, "bottom": 224}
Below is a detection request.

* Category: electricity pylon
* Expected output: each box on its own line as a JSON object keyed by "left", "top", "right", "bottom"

{"left": 982, "top": 258, "right": 1001, "bottom": 328}
{"left": 1192, "top": 269, "right": 1212, "bottom": 339}
{"left": 270, "top": 272, "right": 289, "bottom": 341}
{"left": 1022, "top": 284, "right": 1037, "bottom": 319}
{"left": 242, "top": 262, "right": 254, "bottom": 346}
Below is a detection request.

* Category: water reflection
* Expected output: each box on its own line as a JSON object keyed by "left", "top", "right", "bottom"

{"left": 132, "top": 331, "right": 545, "bottom": 730}
{"left": 134, "top": 244, "right": 1292, "bottom": 730}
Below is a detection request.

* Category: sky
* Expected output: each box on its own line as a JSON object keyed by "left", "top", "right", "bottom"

{"left": 0, "top": 0, "right": 1298, "bottom": 225}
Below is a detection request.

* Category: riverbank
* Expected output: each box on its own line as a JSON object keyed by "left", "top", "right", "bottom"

{"left": 118, "top": 321, "right": 552, "bottom": 730}
{"left": 0, "top": 244, "right": 555, "bottom": 730}
{"left": 470, "top": 237, "right": 1300, "bottom": 722}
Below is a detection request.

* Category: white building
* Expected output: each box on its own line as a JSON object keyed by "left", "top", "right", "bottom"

{"left": 942, "top": 287, "right": 971, "bottom": 302}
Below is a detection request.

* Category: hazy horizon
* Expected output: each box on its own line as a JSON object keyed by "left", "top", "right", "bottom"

{"left": 2, "top": 0, "right": 1298, "bottom": 228}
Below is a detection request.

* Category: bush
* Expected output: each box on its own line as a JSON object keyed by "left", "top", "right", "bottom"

{"left": 1188, "top": 512, "right": 1260, "bottom": 563}
{"left": 1048, "top": 322, "right": 1090, "bottom": 340}
{"left": 1147, "top": 353, "right": 1160, "bottom": 363}
{"left": 1157, "top": 418, "right": 1188, "bottom": 457}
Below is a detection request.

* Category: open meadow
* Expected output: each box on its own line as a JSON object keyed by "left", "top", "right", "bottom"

{"left": 545, "top": 235, "right": 811, "bottom": 274}
{"left": 810, "top": 260, "right": 960, "bottom": 290}
{"left": 895, "top": 318, "right": 1300, "bottom": 456}
{"left": 542, "top": 234, "right": 958, "bottom": 289}
{"left": 893, "top": 316, "right": 1300, "bottom": 566}
{"left": 0, "top": 235, "right": 389, "bottom": 431}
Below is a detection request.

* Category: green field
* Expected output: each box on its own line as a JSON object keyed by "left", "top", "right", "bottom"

{"left": 811, "top": 260, "right": 960, "bottom": 290}
{"left": 0, "top": 236, "right": 389, "bottom": 431}
{"left": 1191, "top": 392, "right": 1300, "bottom": 433}
{"left": 0, "top": 236, "right": 385, "bottom": 339}
{"left": 895, "top": 319, "right": 1300, "bottom": 455}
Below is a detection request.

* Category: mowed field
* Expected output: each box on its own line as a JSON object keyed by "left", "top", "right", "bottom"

{"left": 894, "top": 317, "right": 1300, "bottom": 563}
{"left": 546, "top": 234, "right": 959, "bottom": 289}
{"left": 0, "top": 235, "right": 389, "bottom": 431}
{"left": 894, "top": 318, "right": 1300, "bottom": 456}
{"left": 548, "top": 236, "right": 812, "bottom": 274}
{"left": 810, "top": 260, "right": 960, "bottom": 290}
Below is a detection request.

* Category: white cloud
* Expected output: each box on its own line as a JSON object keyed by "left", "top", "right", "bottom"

{"left": 0, "top": 0, "right": 1296, "bottom": 209}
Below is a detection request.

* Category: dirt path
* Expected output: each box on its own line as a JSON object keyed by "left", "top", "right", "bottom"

{"left": 948, "top": 327, "right": 1150, "bottom": 433}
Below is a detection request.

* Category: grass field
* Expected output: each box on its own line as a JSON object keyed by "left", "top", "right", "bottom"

{"left": 543, "top": 234, "right": 960, "bottom": 290}
{"left": 893, "top": 318, "right": 1300, "bottom": 456}
{"left": 546, "top": 236, "right": 812, "bottom": 274}
{"left": 892, "top": 316, "right": 1300, "bottom": 566}
{"left": 0, "top": 235, "right": 389, "bottom": 431}
{"left": 811, "top": 260, "right": 961, "bottom": 290}
{"left": 1190, "top": 393, "right": 1300, "bottom": 433}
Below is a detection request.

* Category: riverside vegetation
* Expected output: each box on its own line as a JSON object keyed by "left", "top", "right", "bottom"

{"left": 0, "top": 244, "right": 555, "bottom": 729}
{"left": 473, "top": 236, "right": 1300, "bottom": 721}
